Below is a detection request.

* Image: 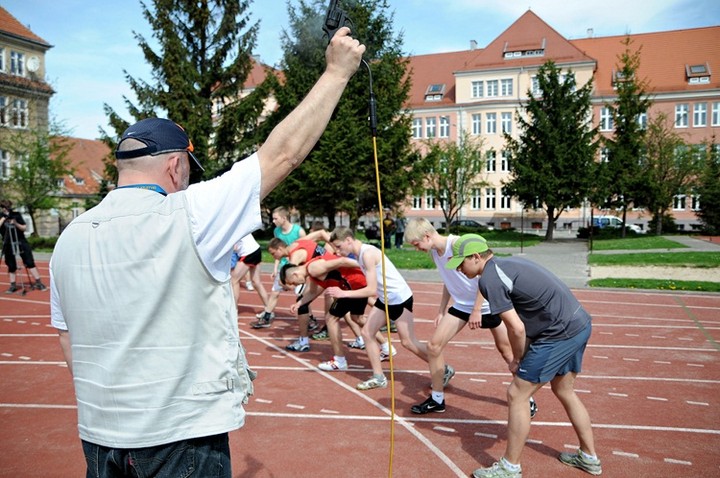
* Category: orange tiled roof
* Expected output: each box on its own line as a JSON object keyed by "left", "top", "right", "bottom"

{"left": 571, "top": 26, "right": 720, "bottom": 96}
{"left": 0, "top": 6, "right": 51, "bottom": 46}
{"left": 0, "top": 72, "right": 54, "bottom": 95}
{"left": 459, "top": 10, "right": 596, "bottom": 72}
{"left": 405, "top": 49, "right": 483, "bottom": 108}
{"left": 55, "top": 137, "right": 111, "bottom": 196}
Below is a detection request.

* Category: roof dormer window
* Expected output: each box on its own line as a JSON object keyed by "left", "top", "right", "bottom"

{"left": 686, "top": 63, "right": 711, "bottom": 85}
{"left": 503, "top": 38, "right": 545, "bottom": 59}
{"left": 425, "top": 83, "right": 445, "bottom": 102}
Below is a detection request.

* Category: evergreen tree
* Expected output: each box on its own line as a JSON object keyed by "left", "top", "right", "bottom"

{"left": 601, "top": 37, "right": 652, "bottom": 237}
{"left": 503, "top": 61, "right": 598, "bottom": 241}
{"left": 696, "top": 139, "right": 720, "bottom": 234}
{"left": 0, "top": 127, "right": 74, "bottom": 236}
{"left": 262, "top": 0, "right": 420, "bottom": 228}
{"left": 101, "top": 0, "right": 268, "bottom": 179}
{"left": 419, "top": 131, "right": 488, "bottom": 227}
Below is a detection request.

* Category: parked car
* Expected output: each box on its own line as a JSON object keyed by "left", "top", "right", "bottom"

{"left": 591, "top": 216, "right": 646, "bottom": 234}
{"left": 448, "top": 219, "right": 489, "bottom": 233}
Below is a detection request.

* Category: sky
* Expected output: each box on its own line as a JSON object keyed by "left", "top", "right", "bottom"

{"left": 4, "top": 0, "right": 719, "bottom": 140}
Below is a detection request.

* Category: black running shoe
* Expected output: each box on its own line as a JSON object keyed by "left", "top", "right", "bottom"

{"left": 411, "top": 395, "right": 445, "bottom": 414}
{"left": 529, "top": 397, "right": 538, "bottom": 419}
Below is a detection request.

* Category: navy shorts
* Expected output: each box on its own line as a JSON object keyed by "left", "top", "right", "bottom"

{"left": 517, "top": 322, "right": 592, "bottom": 383}
{"left": 373, "top": 297, "right": 413, "bottom": 321}
{"left": 448, "top": 306, "right": 502, "bottom": 329}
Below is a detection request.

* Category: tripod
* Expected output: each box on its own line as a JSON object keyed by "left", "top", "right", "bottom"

{"left": 1, "top": 223, "right": 29, "bottom": 296}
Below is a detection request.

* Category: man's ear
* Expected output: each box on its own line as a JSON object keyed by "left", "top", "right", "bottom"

{"left": 167, "top": 154, "right": 182, "bottom": 187}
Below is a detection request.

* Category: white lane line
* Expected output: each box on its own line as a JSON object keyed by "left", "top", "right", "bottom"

{"left": 0, "top": 334, "right": 56, "bottom": 337}
{"left": 433, "top": 426, "right": 456, "bottom": 433}
{"left": 254, "top": 398, "right": 272, "bottom": 404}
{"left": 625, "top": 334, "right": 640, "bottom": 337}
{"left": 647, "top": 396, "right": 668, "bottom": 402}
{"left": 678, "top": 338, "right": 693, "bottom": 341}
{"left": 651, "top": 336, "right": 666, "bottom": 339}
{"left": 622, "top": 358, "right": 640, "bottom": 362}
{"left": 1, "top": 353, "right": 12, "bottom": 357}
{"left": 0, "top": 403, "right": 77, "bottom": 409}
{"left": 599, "top": 332, "right": 613, "bottom": 335}
{"left": 664, "top": 458, "right": 692, "bottom": 465}
{"left": 686, "top": 401, "right": 709, "bottom": 406}
{"left": 474, "top": 432, "right": 498, "bottom": 439}
{"left": 654, "top": 360, "right": 671, "bottom": 364}
{"left": 592, "top": 356, "right": 608, "bottom": 359}
{"left": 563, "top": 444, "right": 579, "bottom": 450}
{"left": 320, "top": 409, "right": 340, "bottom": 414}
{"left": 687, "top": 363, "right": 704, "bottom": 368}
{"left": 470, "top": 378, "right": 487, "bottom": 383}
{"left": 613, "top": 451, "right": 639, "bottom": 458}
{"left": 286, "top": 404, "right": 305, "bottom": 410}
{"left": 608, "top": 393, "right": 628, "bottom": 398}
{"left": 526, "top": 439, "right": 543, "bottom": 444}
{"left": 575, "top": 389, "right": 591, "bottom": 394}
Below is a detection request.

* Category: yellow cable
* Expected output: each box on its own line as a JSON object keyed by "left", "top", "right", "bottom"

{"left": 371, "top": 135, "right": 396, "bottom": 477}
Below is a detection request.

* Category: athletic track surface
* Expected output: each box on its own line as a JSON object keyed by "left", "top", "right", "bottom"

{"left": 1, "top": 261, "right": 718, "bottom": 477}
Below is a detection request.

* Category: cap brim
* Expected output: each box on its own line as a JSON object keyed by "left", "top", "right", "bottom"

{"left": 188, "top": 151, "right": 204, "bottom": 172}
{"left": 445, "top": 256, "right": 465, "bottom": 270}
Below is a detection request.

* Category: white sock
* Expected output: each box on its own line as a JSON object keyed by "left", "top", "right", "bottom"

{"left": 431, "top": 391, "right": 444, "bottom": 404}
{"left": 334, "top": 355, "right": 347, "bottom": 367}
{"left": 356, "top": 336, "right": 365, "bottom": 346}
{"left": 381, "top": 342, "right": 389, "bottom": 354}
{"left": 579, "top": 449, "right": 598, "bottom": 462}
{"left": 500, "top": 457, "right": 521, "bottom": 472}
{"left": 299, "top": 337, "right": 309, "bottom": 346}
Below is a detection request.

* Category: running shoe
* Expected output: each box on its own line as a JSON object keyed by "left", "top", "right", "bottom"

{"left": 347, "top": 338, "right": 365, "bottom": 349}
{"left": 529, "top": 397, "right": 538, "bottom": 419}
{"left": 245, "top": 281, "right": 254, "bottom": 291}
{"left": 32, "top": 281, "right": 47, "bottom": 291}
{"left": 472, "top": 461, "right": 522, "bottom": 478}
{"left": 312, "top": 327, "right": 329, "bottom": 340}
{"left": 411, "top": 395, "right": 445, "bottom": 414}
{"left": 379, "top": 345, "right": 397, "bottom": 361}
{"left": 308, "top": 316, "right": 318, "bottom": 331}
{"left": 443, "top": 364, "right": 456, "bottom": 387}
{"left": 558, "top": 450, "right": 602, "bottom": 476}
{"left": 5, "top": 284, "right": 19, "bottom": 294}
{"left": 318, "top": 359, "right": 348, "bottom": 371}
{"left": 285, "top": 340, "right": 310, "bottom": 352}
{"left": 379, "top": 320, "right": 397, "bottom": 333}
{"left": 255, "top": 311, "right": 275, "bottom": 320}
{"left": 357, "top": 375, "right": 387, "bottom": 390}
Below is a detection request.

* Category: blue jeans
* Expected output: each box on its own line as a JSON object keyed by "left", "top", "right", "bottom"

{"left": 82, "top": 433, "right": 231, "bottom": 478}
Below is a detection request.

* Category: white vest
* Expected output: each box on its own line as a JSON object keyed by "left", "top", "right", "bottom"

{"left": 52, "top": 189, "right": 253, "bottom": 448}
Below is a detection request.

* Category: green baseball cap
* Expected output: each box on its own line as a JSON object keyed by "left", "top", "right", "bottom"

{"left": 445, "top": 234, "right": 489, "bottom": 270}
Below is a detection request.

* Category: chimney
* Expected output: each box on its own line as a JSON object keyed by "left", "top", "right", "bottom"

{"left": 470, "top": 39, "right": 478, "bottom": 50}
{"left": 587, "top": 28, "right": 594, "bottom": 38}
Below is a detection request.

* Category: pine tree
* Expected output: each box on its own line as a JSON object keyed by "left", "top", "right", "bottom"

{"left": 503, "top": 60, "right": 598, "bottom": 241}
{"left": 101, "top": 0, "right": 267, "bottom": 179}
{"left": 262, "top": 0, "right": 420, "bottom": 228}
{"left": 601, "top": 37, "right": 652, "bottom": 237}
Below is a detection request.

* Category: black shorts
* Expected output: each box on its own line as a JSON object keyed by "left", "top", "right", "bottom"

{"left": 2, "top": 241, "right": 35, "bottom": 273}
{"left": 329, "top": 297, "right": 367, "bottom": 317}
{"left": 241, "top": 247, "right": 262, "bottom": 266}
{"left": 447, "top": 306, "right": 502, "bottom": 329}
{"left": 373, "top": 297, "right": 413, "bottom": 321}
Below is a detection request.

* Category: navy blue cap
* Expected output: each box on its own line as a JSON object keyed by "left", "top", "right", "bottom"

{"left": 115, "top": 118, "right": 204, "bottom": 172}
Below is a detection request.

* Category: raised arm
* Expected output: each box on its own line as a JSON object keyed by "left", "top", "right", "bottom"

{"left": 258, "top": 28, "right": 365, "bottom": 199}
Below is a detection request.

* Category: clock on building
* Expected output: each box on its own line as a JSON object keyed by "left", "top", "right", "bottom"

{"left": 26, "top": 56, "right": 40, "bottom": 73}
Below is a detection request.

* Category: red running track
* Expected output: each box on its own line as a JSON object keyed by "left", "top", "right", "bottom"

{"left": 1, "top": 262, "right": 718, "bottom": 477}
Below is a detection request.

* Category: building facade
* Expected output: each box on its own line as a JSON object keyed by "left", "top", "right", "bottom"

{"left": 402, "top": 11, "right": 719, "bottom": 233}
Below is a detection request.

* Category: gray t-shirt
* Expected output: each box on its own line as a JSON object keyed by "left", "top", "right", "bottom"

{"left": 478, "top": 256, "right": 591, "bottom": 341}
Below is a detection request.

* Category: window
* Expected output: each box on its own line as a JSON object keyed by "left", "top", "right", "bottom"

{"left": 485, "top": 188, "right": 496, "bottom": 210}
{"left": 412, "top": 195, "right": 422, "bottom": 209}
{"left": 500, "top": 79, "right": 513, "bottom": 96}
{"left": 675, "top": 104, "right": 689, "bottom": 128}
{"left": 693, "top": 103, "right": 707, "bottom": 127}
{"left": 500, "top": 188, "right": 512, "bottom": 209}
{"left": 425, "top": 83, "right": 445, "bottom": 101}
{"left": 471, "top": 189, "right": 481, "bottom": 209}
{"left": 531, "top": 76, "right": 542, "bottom": 97}
{"left": 439, "top": 189, "right": 449, "bottom": 209}
{"left": 486, "top": 112, "right": 497, "bottom": 134}
{"left": 0, "top": 150, "right": 9, "bottom": 179}
{"left": 424, "top": 190, "right": 436, "bottom": 209}
{"left": 501, "top": 150, "right": 511, "bottom": 172}
{"left": 673, "top": 194, "right": 686, "bottom": 210}
{"left": 637, "top": 112, "right": 648, "bottom": 129}
{"left": 713, "top": 102, "right": 720, "bottom": 127}
{"left": 471, "top": 113, "right": 482, "bottom": 135}
{"left": 691, "top": 193, "right": 700, "bottom": 211}
{"left": 501, "top": 112, "right": 512, "bottom": 134}
{"left": 600, "top": 107, "right": 613, "bottom": 131}
{"left": 686, "top": 63, "right": 711, "bottom": 84}
{"left": 486, "top": 80, "right": 499, "bottom": 97}
{"left": 439, "top": 116, "right": 450, "bottom": 138}
{"left": 600, "top": 147, "right": 611, "bottom": 163}
{"left": 10, "top": 51, "right": 24, "bottom": 76}
{"left": 0, "top": 96, "right": 7, "bottom": 126}
{"left": 486, "top": 150, "right": 496, "bottom": 172}
{"left": 471, "top": 81, "right": 484, "bottom": 98}
{"left": 213, "top": 98, "right": 224, "bottom": 116}
{"left": 412, "top": 118, "right": 422, "bottom": 139}
{"left": 11, "top": 99, "right": 28, "bottom": 128}
{"left": 425, "top": 117, "right": 436, "bottom": 138}
{"left": 0, "top": 48, "right": 4, "bottom": 72}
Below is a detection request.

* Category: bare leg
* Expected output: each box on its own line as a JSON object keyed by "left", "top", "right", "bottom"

{"left": 428, "top": 314, "right": 465, "bottom": 392}
{"left": 504, "top": 377, "right": 544, "bottom": 464}
{"left": 248, "top": 266, "right": 269, "bottom": 308}
{"left": 393, "top": 309, "right": 428, "bottom": 362}
{"left": 551, "top": 372, "right": 597, "bottom": 456}
{"left": 361, "top": 308, "right": 387, "bottom": 376}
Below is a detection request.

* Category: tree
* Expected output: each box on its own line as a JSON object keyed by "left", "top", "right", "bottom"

{"left": 640, "top": 113, "right": 701, "bottom": 235}
{"left": 262, "top": 0, "right": 420, "bottom": 228}
{"left": 504, "top": 60, "right": 598, "bottom": 241}
{"left": 695, "top": 139, "right": 720, "bottom": 234}
{"left": 600, "top": 37, "right": 652, "bottom": 237}
{"left": 419, "top": 132, "right": 488, "bottom": 227}
{"left": 101, "top": 0, "right": 268, "bottom": 179}
{"left": 0, "top": 127, "right": 74, "bottom": 236}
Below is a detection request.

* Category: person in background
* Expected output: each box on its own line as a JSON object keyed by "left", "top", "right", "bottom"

{"left": 0, "top": 199, "right": 46, "bottom": 293}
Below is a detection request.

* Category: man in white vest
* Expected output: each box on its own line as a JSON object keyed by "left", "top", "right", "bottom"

{"left": 50, "top": 28, "right": 365, "bottom": 477}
